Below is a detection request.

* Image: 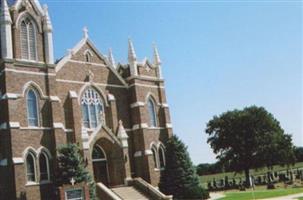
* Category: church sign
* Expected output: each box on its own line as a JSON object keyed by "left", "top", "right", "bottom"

{"left": 65, "top": 188, "right": 84, "bottom": 200}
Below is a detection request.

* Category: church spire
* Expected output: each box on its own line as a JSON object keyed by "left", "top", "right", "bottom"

{"left": 43, "top": 4, "right": 54, "bottom": 64}
{"left": 117, "top": 120, "right": 128, "bottom": 148}
{"left": 128, "top": 38, "right": 137, "bottom": 61}
{"left": 128, "top": 39, "right": 138, "bottom": 76}
{"left": 1, "top": 0, "right": 11, "bottom": 23}
{"left": 43, "top": 5, "right": 52, "bottom": 32}
{"left": 0, "top": 0, "right": 13, "bottom": 59}
{"left": 153, "top": 44, "right": 163, "bottom": 79}
{"left": 153, "top": 44, "right": 161, "bottom": 65}
{"left": 108, "top": 48, "right": 116, "bottom": 68}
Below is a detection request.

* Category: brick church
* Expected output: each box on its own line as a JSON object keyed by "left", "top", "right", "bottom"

{"left": 0, "top": 0, "right": 173, "bottom": 199}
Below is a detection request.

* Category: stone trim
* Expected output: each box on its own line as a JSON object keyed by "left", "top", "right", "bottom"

{"left": 69, "top": 90, "right": 78, "bottom": 98}
{"left": 1, "top": 93, "right": 19, "bottom": 100}
{"left": 49, "top": 96, "right": 61, "bottom": 102}
{"left": 10, "top": 122, "right": 20, "bottom": 129}
{"left": 132, "top": 123, "right": 148, "bottom": 130}
{"left": 144, "top": 149, "right": 153, "bottom": 155}
{"left": 107, "top": 93, "right": 115, "bottom": 101}
{"left": 130, "top": 101, "right": 145, "bottom": 108}
{"left": 56, "top": 79, "right": 127, "bottom": 89}
{"left": 128, "top": 83, "right": 165, "bottom": 89}
{"left": 13, "top": 157, "right": 24, "bottom": 164}
{"left": 126, "top": 75, "right": 164, "bottom": 82}
{"left": 69, "top": 59, "right": 106, "bottom": 67}
{"left": 166, "top": 123, "right": 173, "bottom": 128}
{"left": 134, "top": 151, "right": 142, "bottom": 157}
{"left": 3, "top": 68, "right": 56, "bottom": 76}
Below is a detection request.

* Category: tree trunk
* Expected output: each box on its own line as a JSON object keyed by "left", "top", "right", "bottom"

{"left": 245, "top": 168, "right": 250, "bottom": 188}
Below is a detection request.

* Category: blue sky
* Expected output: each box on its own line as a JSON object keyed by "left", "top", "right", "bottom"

{"left": 41, "top": 0, "right": 302, "bottom": 164}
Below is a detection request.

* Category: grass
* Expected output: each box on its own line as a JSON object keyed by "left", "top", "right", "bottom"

{"left": 218, "top": 187, "right": 303, "bottom": 200}
{"left": 200, "top": 162, "right": 303, "bottom": 187}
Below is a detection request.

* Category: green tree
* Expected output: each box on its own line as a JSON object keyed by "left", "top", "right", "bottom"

{"left": 56, "top": 143, "right": 96, "bottom": 199}
{"left": 205, "top": 106, "right": 295, "bottom": 186}
{"left": 159, "top": 135, "right": 209, "bottom": 199}
{"left": 294, "top": 147, "right": 303, "bottom": 162}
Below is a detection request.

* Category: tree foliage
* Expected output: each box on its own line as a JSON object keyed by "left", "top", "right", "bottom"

{"left": 159, "top": 135, "right": 209, "bottom": 199}
{"left": 56, "top": 143, "right": 96, "bottom": 199}
{"left": 205, "top": 106, "right": 295, "bottom": 185}
{"left": 294, "top": 147, "right": 303, "bottom": 162}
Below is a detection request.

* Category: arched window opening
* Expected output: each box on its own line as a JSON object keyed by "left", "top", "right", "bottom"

{"left": 85, "top": 51, "right": 92, "bottom": 62}
{"left": 147, "top": 97, "right": 157, "bottom": 127}
{"left": 81, "top": 88, "right": 104, "bottom": 129}
{"left": 26, "top": 152, "right": 36, "bottom": 182}
{"left": 158, "top": 145, "right": 166, "bottom": 169}
{"left": 39, "top": 152, "right": 50, "bottom": 181}
{"left": 20, "top": 18, "right": 37, "bottom": 61}
{"left": 151, "top": 145, "right": 158, "bottom": 169}
{"left": 27, "top": 89, "right": 39, "bottom": 127}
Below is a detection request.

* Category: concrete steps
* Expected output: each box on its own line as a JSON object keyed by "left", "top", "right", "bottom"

{"left": 111, "top": 186, "right": 152, "bottom": 200}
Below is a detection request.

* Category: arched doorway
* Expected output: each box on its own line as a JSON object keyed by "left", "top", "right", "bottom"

{"left": 92, "top": 145, "right": 109, "bottom": 186}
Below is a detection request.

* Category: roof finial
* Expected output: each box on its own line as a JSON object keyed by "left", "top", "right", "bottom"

{"left": 83, "top": 26, "right": 89, "bottom": 39}
{"left": 128, "top": 38, "right": 137, "bottom": 62}
{"left": 153, "top": 44, "right": 161, "bottom": 66}
{"left": 108, "top": 48, "right": 116, "bottom": 68}
{"left": 1, "top": 0, "right": 12, "bottom": 24}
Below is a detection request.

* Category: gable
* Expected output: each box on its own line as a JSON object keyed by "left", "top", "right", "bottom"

{"left": 71, "top": 42, "right": 107, "bottom": 65}
{"left": 56, "top": 37, "right": 127, "bottom": 87}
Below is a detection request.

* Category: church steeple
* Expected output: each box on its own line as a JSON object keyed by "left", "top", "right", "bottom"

{"left": 108, "top": 48, "right": 116, "bottom": 68}
{"left": 0, "top": 0, "right": 13, "bottom": 59}
{"left": 153, "top": 44, "right": 163, "bottom": 79}
{"left": 43, "top": 5, "right": 54, "bottom": 64}
{"left": 128, "top": 39, "right": 138, "bottom": 76}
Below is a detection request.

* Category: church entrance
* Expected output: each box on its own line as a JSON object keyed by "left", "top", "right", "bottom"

{"left": 92, "top": 145, "right": 109, "bottom": 186}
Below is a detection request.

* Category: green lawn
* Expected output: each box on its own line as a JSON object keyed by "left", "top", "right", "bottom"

{"left": 218, "top": 187, "right": 303, "bottom": 200}
{"left": 200, "top": 162, "right": 303, "bottom": 186}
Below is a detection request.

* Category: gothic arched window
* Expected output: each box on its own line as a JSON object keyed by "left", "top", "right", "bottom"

{"left": 158, "top": 145, "right": 166, "bottom": 169}
{"left": 85, "top": 51, "right": 92, "bottom": 63}
{"left": 20, "top": 18, "right": 37, "bottom": 61}
{"left": 26, "top": 152, "right": 36, "bottom": 182}
{"left": 147, "top": 97, "right": 157, "bottom": 127}
{"left": 81, "top": 88, "right": 104, "bottom": 128}
{"left": 39, "top": 152, "right": 50, "bottom": 181}
{"left": 27, "top": 89, "right": 39, "bottom": 127}
{"left": 151, "top": 145, "right": 158, "bottom": 169}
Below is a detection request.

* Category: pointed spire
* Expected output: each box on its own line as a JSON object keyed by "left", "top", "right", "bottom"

{"left": 117, "top": 120, "right": 129, "bottom": 148}
{"left": 108, "top": 48, "right": 116, "bottom": 68}
{"left": 128, "top": 38, "right": 136, "bottom": 62}
{"left": 153, "top": 44, "right": 161, "bottom": 65}
{"left": 43, "top": 4, "right": 52, "bottom": 32}
{"left": 117, "top": 120, "right": 128, "bottom": 139}
{"left": 83, "top": 26, "right": 89, "bottom": 39}
{"left": 1, "top": 0, "right": 12, "bottom": 24}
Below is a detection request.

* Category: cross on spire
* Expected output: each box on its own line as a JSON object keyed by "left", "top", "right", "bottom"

{"left": 83, "top": 26, "right": 89, "bottom": 39}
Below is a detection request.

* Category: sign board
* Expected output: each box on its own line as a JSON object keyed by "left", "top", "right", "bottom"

{"left": 65, "top": 188, "right": 83, "bottom": 200}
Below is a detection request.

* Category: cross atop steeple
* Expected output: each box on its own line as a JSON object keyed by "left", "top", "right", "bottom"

{"left": 83, "top": 26, "right": 89, "bottom": 39}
